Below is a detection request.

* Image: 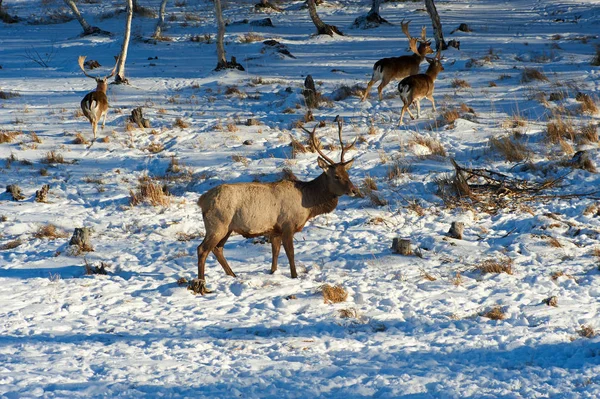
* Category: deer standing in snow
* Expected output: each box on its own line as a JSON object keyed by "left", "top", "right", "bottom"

{"left": 397, "top": 50, "right": 444, "bottom": 125}
{"left": 78, "top": 56, "right": 118, "bottom": 144}
{"left": 191, "top": 118, "right": 358, "bottom": 295}
{"left": 361, "top": 21, "right": 433, "bottom": 102}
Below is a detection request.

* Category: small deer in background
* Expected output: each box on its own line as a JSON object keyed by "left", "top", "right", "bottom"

{"left": 78, "top": 56, "right": 118, "bottom": 144}
{"left": 361, "top": 21, "right": 433, "bottom": 102}
{"left": 397, "top": 50, "right": 444, "bottom": 125}
{"left": 191, "top": 117, "right": 358, "bottom": 295}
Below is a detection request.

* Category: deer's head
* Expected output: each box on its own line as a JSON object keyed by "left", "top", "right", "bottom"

{"left": 304, "top": 117, "right": 359, "bottom": 197}
{"left": 78, "top": 55, "right": 118, "bottom": 93}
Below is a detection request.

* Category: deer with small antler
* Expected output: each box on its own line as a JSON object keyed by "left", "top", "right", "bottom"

{"left": 78, "top": 56, "right": 118, "bottom": 144}
{"left": 361, "top": 21, "right": 433, "bottom": 102}
{"left": 397, "top": 49, "right": 444, "bottom": 125}
{"left": 191, "top": 117, "right": 358, "bottom": 295}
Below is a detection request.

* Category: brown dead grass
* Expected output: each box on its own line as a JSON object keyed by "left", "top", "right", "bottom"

{"left": 489, "top": 136, "right": 530, "bottom": 162}
{"left": 240, "top": 32, "right": 264, "bottom": 43}
{"left": 420, "top": 268, "right": 437, "bottom": 281}
{"left": 34, "top": 224, "right": 69, "bottom": 240}
{"left": 482, "top": 306, "right": 506, "bottom": 320}
{"left": 576, "top": 93, "right": 599, "bottom": 114}
{"left": 130, "top": 179, "right": 170, "bottom": 207}
{"left": 578, "top": 325, "right": 596, "bottom": 338}
{"left": 452, "top": 272, "right": 463, "bottom": 286}
{"left": 43, "top": 151, "right": 67, "bottom": 164}
{"left": 146, "top": 142, "right": 164, "bottom": 153}
{"left": 0, "top": 130, "right": 22, "bottom": 143}
{"left": 579, "top": 124, "right": 599, "bottom": 144}
{"left": 410, "top": 134, "right": 447, "bottom": 157}
{"left": 173, "top": 118, "right": 190, "bottom": 129}
{"left": 73, "top": 132, "right": 89, "bottom": 145}
{"left": 475, "top": 257, "right": 513, "bottom": 275}
{"left": 547, "top": 115, "right": 576, "bottom": 143}
{"left": 0, "top": 90, "right": 20, "bottom": 99}
{"left": 521, "top": 68, "right": 549, "bottom": 83}
{"left": 591, "top": 46, "right": 600, "bottom": 66}
{"left": 451, "top": 79, "right": 471, "bottom": 89}
{"left": 322, "top": 284, "right": 348, "bottom": 304}
{"left": 338, "top": 308, "right": 361, "bottom": 319}
{"left": 0, "top": 239, "right": 22, "bottom": 251}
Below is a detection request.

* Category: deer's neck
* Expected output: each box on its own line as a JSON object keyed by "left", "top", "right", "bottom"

{"left": 426, "top": 67, "right": 441, "bottom": 81}
{"left": 300, "top": 173, "right": 339, "bottom": 219}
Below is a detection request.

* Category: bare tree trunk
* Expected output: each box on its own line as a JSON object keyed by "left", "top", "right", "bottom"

{"left": 353, "top": 0, "right": 389, "bottom": 29}
{"left": 307, "top": 0, "right": 343, "bottom": 36}
{"left": 152, "top": 0, "right": 168, "bottom": 38}
{"left": 214, "top": 0, "right": 244, "bottom": 70}
{"left": 215, "top": 0, "right": 227, "bottom": 68}
{"left": 425, "top": 0, "right": 447, "bottom": 51}
{"left": 115, "top": 0, "right": 133, "bottom": 84}
{"left": 64, "top": 0, "right": 108, "bottom": 36}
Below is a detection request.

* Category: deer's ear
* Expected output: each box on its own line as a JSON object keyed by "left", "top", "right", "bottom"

{"left": 317, "top": 157, "right": 330, "bottom": 170}
{"left": 343, "top": 159, "right": 354, "bottom": 170}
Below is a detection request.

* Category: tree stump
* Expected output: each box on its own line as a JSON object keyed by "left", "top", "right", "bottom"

{"left": 6, "top": 185, "right": 24, "bottom": 201}
{"left": 448, "top": 221, "right": 464, "bottom": 240}
{"left": 69, "top": 227, "right": 94, "bottom": 252}
{"left": 392, "top": 238, "right": 411, "bottom": 255}
{"left": 215, "top": 56, "right": 245, "bottom": 71}
{"left": 303, "top": 75, "right": 320, "bottom": 109}
{"left": 130, "top": 107, "right": 151, "bottom": 128}
{"left": 35, "top": 184, "right": 49, "bottom": 203}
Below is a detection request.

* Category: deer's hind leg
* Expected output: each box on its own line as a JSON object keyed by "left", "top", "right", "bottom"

{"left": 212, "top": 232, "right": 236, "bottom": 277}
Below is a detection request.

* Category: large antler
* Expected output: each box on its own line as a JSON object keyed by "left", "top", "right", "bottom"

{"left": 401, "top": 20, "right": 420, "bottom": 55}
{"left": 301, "top": 125, "right": 337, "bottom": 165}
{"left": 334, "top": 116, "right": 356, "bottom": 163}
{"left": 78, "top": 56, "right": 98, "bottom": 80}
{"left": 78, "top": 55, "right": 118, "bottom": 80}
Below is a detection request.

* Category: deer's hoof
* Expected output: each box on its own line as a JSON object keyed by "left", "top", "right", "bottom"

{"left": 188, "top": 278, "right": 213, "bottom": 295}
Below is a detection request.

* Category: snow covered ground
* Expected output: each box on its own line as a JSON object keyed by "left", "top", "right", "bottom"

{"left": 1, "top": 0, "right": 600, "bottom": 397}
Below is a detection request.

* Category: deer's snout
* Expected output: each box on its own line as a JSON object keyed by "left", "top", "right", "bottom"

{"left": 348, "top": 183, "right": 360, "bottom": 197}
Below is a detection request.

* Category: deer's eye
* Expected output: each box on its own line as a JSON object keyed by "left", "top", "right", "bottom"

{"left": 334, "top": 175, "right": 341, "bottom": 180}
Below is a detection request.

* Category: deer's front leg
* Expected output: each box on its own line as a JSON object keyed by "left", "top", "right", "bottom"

{"left": 270, "top": 235, "right": 282, "bottom": 274}
{"left": 281, "top": 228, "right": 297, "bottom": 279}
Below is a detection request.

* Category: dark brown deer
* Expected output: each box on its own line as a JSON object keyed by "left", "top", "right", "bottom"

{"left": 397, "top": 50, "right": 444, "bottom": 125}
{"left": 361, "top": 21, "right": 433, "bottom": 102}
{"left": 78, "top": 56, "right": 118, "bottom": 144}
{"left": 191, "top": 118, "right": 358, "bottom": 295}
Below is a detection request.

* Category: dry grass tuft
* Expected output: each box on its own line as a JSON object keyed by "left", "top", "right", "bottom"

{"left": 43, "top": 151, "right": 67, "bottom": 164}
{"left": 551, "top": 270, "right": 575, "bottom": 281}
{"left": 0, "top": 130, "right": 22, "bottom": 143}
{"left": 34, "top": 224, "right": 68, "bottom": 240}
{"left": 547, "top": 115, "right": 576, "bottom": 143}
{"left": 359, "top": 178, "right": 387, "bottom": 207}
{"left": 576, "top": 93, "right": 599, "bottom": 114}
{"left": 146, "top": 142, "right": 164, "bottom": 153}
{"left": 410, "top": 134, "right": 447, "bottom": 157}
{"left": 547, "top": 236, "right": 562, "bottom": 248}
{"left": 489, "top": 136, "right": 530, "bottom": 162}
{"left": 579, "top": 124, "right": 599, "bottom": 144}
{"left": 452, "top": 272, "right": 463, "bottom": 286}
{"left": 338, "top": 308, "right": 362, "bottom": 319}
{"left": 322, "top": 284, "right": 348, "bottom": 304}
{"left": 521, "top": 68, "right": 549, "bottom": 83}
{"left": 482, "top": 306, "right": 506, "bottom": 320}
{"left": 0, "top": 239, "right": 22, "bottom": 251}
{"left": 440, "top": 109, "right": 460, "bottom": 126}
{"left": 174, "top": 118, "right": 190, "bottom": 129}
{"left": 30, "top": 132, "right": 42, "bottom": 144}
{"left": 231, "top": 154, "right": 250, "bottom": 166}
{"left": 578, "top": 325, "right": 596, "bottom": 338}
{"left": 420, "top": 268, "right": 437, "bottom": 281}
{"left": 239, "top": 32, "right": 264, "bottom": 43}
{"left": 475, "top": 257, "right": 513, "bottom": 275}
{"left": 451, "top": 79, "right": 471, "bottom": 89}
{"left": 73, "top": 132, "right": 89, "bottom": 145}
{"left": 387, "top": 160, "right": 409, "bottom": 181}
{"left": 130, "top": 178, "right": 170, "bottom": 207}
{"left": 84, "top": 259, "right": 109, "bottom": 275}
